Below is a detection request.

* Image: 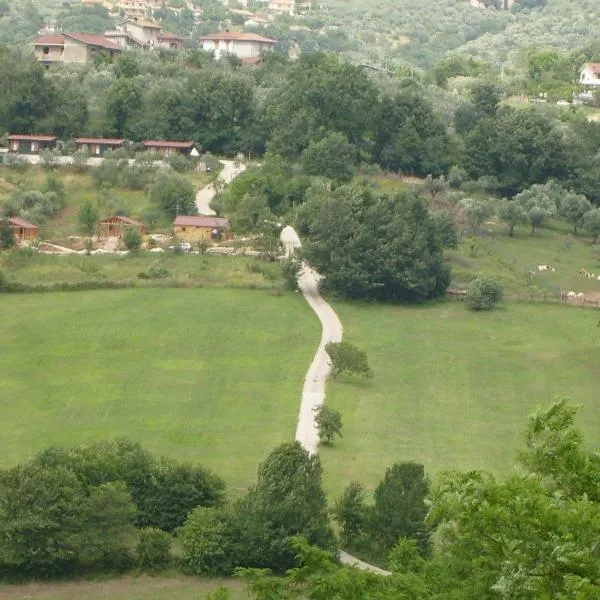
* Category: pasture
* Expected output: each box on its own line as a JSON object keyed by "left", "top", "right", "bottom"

{"left": 0, "top": 288, "right": 318, "bottom": 494}
{"left": 320, "top": 301, "right": 600, "bottom": 497}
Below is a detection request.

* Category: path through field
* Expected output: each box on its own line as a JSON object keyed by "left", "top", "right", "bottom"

{"left": 195, "top": 160, "right": 246, "bottom": 215}
{"left": 279, "top": 226, "right": 391, "bottom": 576}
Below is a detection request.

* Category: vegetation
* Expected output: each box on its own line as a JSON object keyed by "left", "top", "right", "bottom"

{"left": 314, "top": 405, "right": 343, "bottom": 445}
{"left": 465, "top": 276, "right": 503, "bottom": 310}
{"left": 325, "top": 341, "right": 373, "bottom": 380}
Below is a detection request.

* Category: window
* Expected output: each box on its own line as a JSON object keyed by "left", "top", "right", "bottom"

{"left": 43, "top": 46, "right": 49, "bottom": 55}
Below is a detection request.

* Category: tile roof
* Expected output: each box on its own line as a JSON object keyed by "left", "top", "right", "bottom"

{"left": 100, "top": 215, "right": 145, "bottom": 227}
{"left": 33, "top": 35, "right": 66, "bottom": 46}
{"left": 200, "top": 31, "right": 276, "bottom": 43}
{"left": 158, "top": 31, "right": 184, "bottom": 40}
{"left": 7, "top": 134, "right": 57, "bottom": 141}
{"left": 143, "top": 140, "right": 195, "bottom": 149}
{"left": 64, "top": 32, "right": 122, "bottom": 51}
{"left": 75, "top": 138, "right": 124, "bottom": 145}
{"left": 5, "top": 217, "right": 39, "bottom": 229}
{"left": 583, "top": 63, "right": 600, "bottom": 74}
{"left": 174, "top": 216, "right": 230, "bottom": 228}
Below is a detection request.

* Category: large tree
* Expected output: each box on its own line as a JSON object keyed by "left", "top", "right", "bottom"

{"left": 303, "top": 185, "right": 451, "bottom": 301}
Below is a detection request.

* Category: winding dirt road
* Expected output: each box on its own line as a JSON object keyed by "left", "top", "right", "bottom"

{"left": 195, "top": 160, "right": 246, "bottom": 215}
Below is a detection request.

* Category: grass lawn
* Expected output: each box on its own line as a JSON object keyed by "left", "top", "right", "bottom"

{"left": 0, "top": 288, "right": 318, "bottom": 494}
{"left": 320, "top": 301, "right": 600, "bottom": 498}
{"left": 0, "top": 576, "right": 245, "bottom": 600}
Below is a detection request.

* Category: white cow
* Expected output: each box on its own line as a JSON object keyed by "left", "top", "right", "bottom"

{"left": 577, "top": 292, "right": 585, "bottom": 300}
{"left": 567, "top": 291, "right": 576, "bottom": 299}
{"left": 538, "top": 265, "right": 555, "bottom": 271}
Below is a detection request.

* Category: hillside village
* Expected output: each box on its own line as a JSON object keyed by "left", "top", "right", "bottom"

{"left": 1, "top": 0, "right": 600, "bottom": 599}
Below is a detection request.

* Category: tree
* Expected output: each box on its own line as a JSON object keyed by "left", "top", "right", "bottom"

{"left": 497, "top": 199, "right": 527, "bottom": 236}
{"left": 333, "top": 482, "right": 367, "bottom": 547}
{"left": 558, "top": 191, "right": 592, "bottom": 234}
{"left": 301, "top": 132, "right": 356, "bottom": 182}
{"left": 514, "top": 183, "right": 557, "bottom": 234}
{"left": 303, "top": 185, "right": 451, "bottom": 302}
{"left": 136, "top": 528, "right": 172, "bottom": 571}
{"left": 460, "top": 197, "right": 493, "bottom": 231}
{"left": 148, "top": 170, "right": 196, "bottom": 219}
{"left": 466, "top": 277, "right": 503, "bottom": 311}
{"left": 371, "top": 462, "right": 431, "bottom": 555}
{"left": 0, "top": 221, "right": 15, "bottom": 248}
{"left": 582, "top": 208, "right": 600, "bottom": 243}
{"left": 314, "top": 405, "right": 343, "bottom": 445}
{"left": 325, "top": 341, "right": 372, "bottom": 379}
{"left": 122, "top": 226, "right": 142, "bottom": 251}
{"left": 78, "top": 201, "right": 99, "bottom": 236}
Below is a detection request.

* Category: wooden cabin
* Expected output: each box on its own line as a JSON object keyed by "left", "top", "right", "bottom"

{"left": 142, "top": 140, "right": 196, "bottom": 157}
{"left": 75, "top": 137, "right": 124, "bottom": 156}
{"left": 7, "top": 134, "right": 57, "bottom": 154}
{"left": 173, "top": 215, "right": 230, "bottom": 242}
{"left": 2, "top": 217, "right": 39, "bottom": 242}
{"left": 98, "top": 215, "right": 146, "bottom": 238}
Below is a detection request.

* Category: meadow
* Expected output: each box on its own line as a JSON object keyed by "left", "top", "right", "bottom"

{"left": 320, "top": 301, "right": 600, "bottom": 497}
{"left": 0, "top": 288, "right": 318, "bottom": 494}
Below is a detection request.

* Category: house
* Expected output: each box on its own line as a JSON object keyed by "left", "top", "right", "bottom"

{"left": 7, "top": 134, "right": 57, "bottom": 154}
{"left": 173, "top": 215, "right": 230, "bottom": 242}
{"left": 75, "top": 137, "right": 124, "bottom": 155}
{"left": 142, "top": 140, "right": 196, "bottom": 156}
{"left": 32, "top": 32, "right": 122, "bottom": 64}
{"left": 580, "top": 63, "right": 600, "bottom": 87}
{"left": 2, "top": 217, "right": 39, "bottom": 242}
{"left": 158, "top": 31, "right": 184, "bottom": 50}
{"left": 268, "top": 0, "right": 310, "bottom": 15}
{"left": 104, "top": 18, "right": 162, "bottom": 49}
{"left": 200, "top": 31, "right": 276, "bottom": 60}
{"left": 98, "top": 215, "right": 147, "bottom": 238}
{"left": 245, "top": 15, "right": 269, "bottom": 28}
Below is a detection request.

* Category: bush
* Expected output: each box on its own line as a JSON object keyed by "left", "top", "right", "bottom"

{"left": 123, "top": 227, "right": 142, "bottom": 251}
{"left": 466, "top": 277, "right": 503, "bottom": 311}
{"left": 136, "top": 528, "right": 172, "bottom": 571}
{"left": 0, "top": 222, "right": 15, "bottom": 248}
{"left": 167, "top": 154, "right": 193, "bottom": 173}
{"left": 5, "top": 153, "right": 28, "bottom": 171}
{"left": 280, "top": 256, "right": 302, "bottom": 291}
{"left": 325, "top": 341, "right": 373, "bottom": 379}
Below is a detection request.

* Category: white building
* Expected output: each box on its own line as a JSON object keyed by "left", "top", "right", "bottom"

{"left": 268, "top": 0, "right": 310, "bottom": 15}
{"left": 200, "top": 31, "right": 276, "bottom": 61}
{"left": 580, "top": 63, "right": 600, "bottom": 87}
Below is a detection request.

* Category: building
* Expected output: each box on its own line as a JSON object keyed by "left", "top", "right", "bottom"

{"left": 158, "top": 31, "right": 184, "bottom": 50}
{"left": 267, "top": 0, "right": 310, "bottom": 15}
{"left": 580, "top": 63, "right": 600, "bottom": 87}
{"left": 98, "top": 215, "right": 147, "bottom": 238}
{"left": 7, "top": 134, "right": 57, "bottom": 154}
{"left": 75, "top": 138, "right": 124, "bottom": 156}
{"left": 199, "top": 31, "right": 276, "bottom": 60}
{"left": 245, "top": 15, "right": 269, "bottom": 28}
{"left": 2, "top": 217, "right": 39, "bottom": 242}
{"left": 32, "top": 32, "right": 122, "bottom": 64}
{"left": 142, "top": 140, "right": 196, "bottom": 156}
{"left": 173, "top": 215, "right": 230, "bottom": 242}
{"left": 104, "top": 18, "right": 170, "bottom": 49}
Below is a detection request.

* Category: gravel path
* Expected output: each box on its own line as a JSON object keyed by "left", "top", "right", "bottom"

{"left": 279, "top": 226, "right": 391, "bottom": 576}
{"left": 195, "top": 160, "right": 246, "bottom": 215}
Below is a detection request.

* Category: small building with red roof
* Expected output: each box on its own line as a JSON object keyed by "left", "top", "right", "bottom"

{"left": 7, "top": 134, "right": 57, "bottom": 154}
{"left": 2, "top": 217, "right": 39, "bottom": 242}
{"left": 200, "top": 31, "right": 276, "bottom": 61}
{"left": 142, "top": 140, "right": 196, "bottom": 157}
{"left": 98, "top": 215, "right": 147, "bottom": 238}
{"left": 75, "top": 138, "right": 124, "bottom": 156}
{"left": 173, "top": 215, "right": 230, "bottom": 242}
{"left": 32, "top": 32, "right": 122, "bottom": 65}
{"left": 580, "top": 63, "right": 600, "bottom": 87}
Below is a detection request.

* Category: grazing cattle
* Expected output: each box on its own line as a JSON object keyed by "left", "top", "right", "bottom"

{"left": 577, "top": 293, "right": 585, "bottom": 300}
{"left": 586, "top": 272, "right": 596, "bottom": 278}
{"left": 567, "top": 291, "right": 576, "bottom": 299}
{"left": 538, "top": 265, "right": 555, "bottom": 271}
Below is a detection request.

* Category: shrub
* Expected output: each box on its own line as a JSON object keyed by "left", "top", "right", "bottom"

{"left": 280, "top": 254, "right": 302, "bottom": 291}
{"left": 71, "top": 150, "right": 89, "bottom": 173}
{"left": 466, "top": 277, "right": 503, "bottom": 311}
{"left": 123, "top": 227, "right": 142, "bottom": 251}
{"left": 325, "top": 341, "right": 373, "bottom": 379}
{"left": 136, "top": 528, "right": 172, "bottom": 571}
{"left": 0, "top": 221, "right": 15, "bottom": 248}
{"left": 167, "top": 154, "right": 193, "bottom": 173}
{"left": 5, "top": 153, "right": 28, "bottom": 172}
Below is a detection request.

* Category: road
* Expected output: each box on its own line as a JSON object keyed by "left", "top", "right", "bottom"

{"left": 195, "top": 160, "right": 246, "bottom": 215}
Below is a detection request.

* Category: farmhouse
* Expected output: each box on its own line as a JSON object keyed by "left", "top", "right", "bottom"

{"left": 173, "top": 215, "right": 230, "bottom": 242}
{"left": 75, "top": 138, "right": 124, "bottom": 155}
{"left": 199, "top": 31, "right": 276, "bottom": 61}
{"left": 580, "top": 63, "right": 600, "bottom": 86}
{"left": 2, "top": 217, "right": 39, "bottom": 242}
{"left": 32, "top": 33, "right": 122, "bottom": 64}
{"left": 7, "top": 134, "right": 57, "bottom": 154}
{"left": 143, "top": 140, "right": 196, "bottom": 156}
{"left": 98, "top": 215, "right": 147, "bottom": 238}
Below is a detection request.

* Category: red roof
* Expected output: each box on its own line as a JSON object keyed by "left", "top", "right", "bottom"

{"left": 33, "top": 35, "right": 65, "bottom": 46}
{"left": 75, "top": 138, "right": 124, "bottom": 145}
{"left": 5, "top": 217, "right": 39, "bottom": 229}
{"left": 200, "top": 31, "right": 276, "bottom": 44}
{"left": 174, "top": 216, "right": 230, "bottom": 228}
{"left": 583, "top": 63, "right": 600, "bottom": 74}
{"left": 143, "top": 140, "right": 195, "bottom": 149}
{"left": 64, "top": 33, "right": 122, "bottom": 51}
{"left": 100, "top": 216, "right": 145, "bottom": 227}
{"left": 7, "top": 134, "right": 57, "bottom": 141}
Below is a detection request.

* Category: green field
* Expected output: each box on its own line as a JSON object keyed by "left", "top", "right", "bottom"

{"left": 320, "top": 301, "right": 600, "bottom": 497}
{"left": 0, "top": 576, "right": 245, "bottom": 600}
{"left": 0, "top": 288, "right": 318, "bottom": 493}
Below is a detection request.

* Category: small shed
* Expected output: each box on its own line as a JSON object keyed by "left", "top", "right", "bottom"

{"left": 7, "top": 134, "right": 57, "bottom": 154}
{"left": 2, "top": 217, "right": 39, "bottom": 242}
{"left": 75, "top": 137, "right": 124, "bottom": 156}
{"left": 98, "top": 215, "right": 147, "bottom": 238}
{"left": 142, "top": 140, "right": 196, "bottom": 157}
{"left": 173, "top": 215, "right": 230, "bottom": 242}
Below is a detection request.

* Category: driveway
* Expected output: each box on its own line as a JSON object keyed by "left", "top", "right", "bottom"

{"left": 195, "top": 160, "right": 246, "bottom": 215}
